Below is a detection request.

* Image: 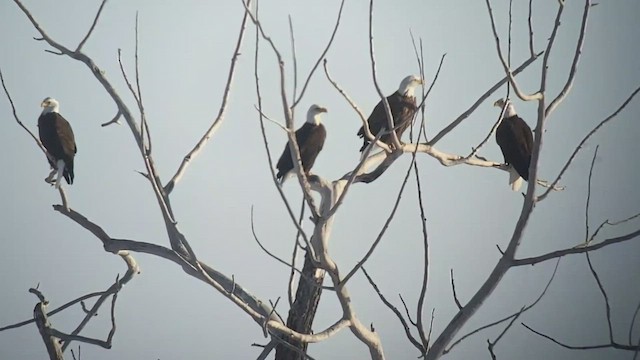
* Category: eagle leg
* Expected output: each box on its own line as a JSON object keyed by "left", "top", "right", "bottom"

{"left": 45, "top": 168, "right": 57, "bottom": 184}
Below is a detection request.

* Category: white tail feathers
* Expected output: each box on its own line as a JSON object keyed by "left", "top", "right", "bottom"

{"left": 508, "top": 166, "right": 524, "bottom": 191}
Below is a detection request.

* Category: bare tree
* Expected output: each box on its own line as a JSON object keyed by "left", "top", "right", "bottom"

{"left": 1, "top": 1, "right": 639, "bottom": 359}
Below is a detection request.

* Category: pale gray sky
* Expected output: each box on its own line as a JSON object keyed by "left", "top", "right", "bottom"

{"left": 1, "top": 1, "right": 639, "bottom": 359}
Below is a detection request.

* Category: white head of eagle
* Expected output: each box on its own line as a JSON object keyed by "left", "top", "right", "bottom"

{"left": 275, "top": 104, "right": 328, "bottom": 183}
{"left": 397, "top": 75, "right": 424, "bottom": 97}
{"left": 41, "top": 97, "right": 60, "bottom": 114}
{"left": 38, "top": 97, "right": 77, "bottom": 189}
{"left": 493, "top": 98, "right": 517, "bottom": 117}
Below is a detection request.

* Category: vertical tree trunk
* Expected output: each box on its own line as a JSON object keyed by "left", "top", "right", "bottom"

{"left": 275, "top": 251, "right": 325, "bottom": 360}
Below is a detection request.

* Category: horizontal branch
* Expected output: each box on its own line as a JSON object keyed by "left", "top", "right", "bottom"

{"left": 512, "top": 228, "right": 640, "bottom": 266}
{"left": 522, "top": 323, "right": 640, "bottom": 351}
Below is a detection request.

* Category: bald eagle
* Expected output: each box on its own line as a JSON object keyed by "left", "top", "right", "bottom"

{"left": 357, "top": 75, "right": 423, "bottom": 152}
{"left": 276, "top": 104, "right": 328, "bottom": 183}
{"left": 494, "top": 98, "right": 533, "bottom": 191}
{"left": 38, "top": 97, "right": 77, "bottom": 189}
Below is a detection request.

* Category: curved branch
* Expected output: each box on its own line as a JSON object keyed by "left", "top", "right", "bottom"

{"left": 291, "top": 0, "right": 345, "bottom": 108}
{"left": 484, "top": 0, "right": 542, "bottom": 101}
{"left": 545, "top": 0, "right": 591, "bottom": 117}
{"left": 164, "top": 0, "right": 252, "bottom": 194}
{"left": 512, "top": 229, "right": 640, "bottom": 266}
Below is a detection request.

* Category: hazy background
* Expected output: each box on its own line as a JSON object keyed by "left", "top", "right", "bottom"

{"left": 1, "top": 0, "right": 639, "bottom": 359}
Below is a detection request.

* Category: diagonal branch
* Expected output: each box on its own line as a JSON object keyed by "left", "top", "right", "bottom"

{"left": 522, "top": 323, "right": 640, "bottom": 351}
{"left": 362, "top": 267, "right": 424, "bottom": 354}
{"left": 340, "top": 150, "right": 418, "bottom": 286}
{"left": 368, "top": 0, "right": 400, "bottom": 150}
{"left": 291, "top": 0, "right": 345, "bottom": 108}
{"left": 512, "top": 229, "right": 640, "bottom": 266}
{"left": 484, "top": 0, "right": 542, "bottom": 101}
{"left": 428, "top": 52, "right": 542, "bottom": 146}
{"left": 164, "top": 0, "right": 252, "bottom": 194}
{"left": 538, "top": 84, "right": 640, "bottom": 201}
{"left": 76, "top": 0, "right": 109, "bottom": 52}
{"left": 545, "top": 0, "right": 591, "bottom": 117}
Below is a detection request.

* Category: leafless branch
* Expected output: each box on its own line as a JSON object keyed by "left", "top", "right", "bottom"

{"left": 0, "top": 67, "right": 53, "bottom": 163}
{"left": 538, "top": 84, "right": 640, "bottom": 201}
{"left": 398, "top": 294, "right": 418, "bottom": 327}
{"left": 445, "top": 259, "right": 561, "bottom": 355}
{"left": 512, "top": 229, "right": 640, "bottom": 266}
{"left": 416, "top": 52, "right": 447, "bottom": 117}
{"left": 288, "top": 15, "right": 299, "bottom": 107}
{"left": 291, "top": 0, "right": 345, "bottom": 108}
{"left": 340, "top": 152, "right": 418, "bottom": 286}
{"left": 368, "top": 0, "right": 401, "bottom": 150}
{"left": 428, "top": 53, "right": 542, "bottom": 146}
{"left": 465, "top": 98, "right": 509, "bottom": 160}
{"left": 76, "top": 0, "right": 108, "bottom": 51}
{"left": 527, "top": 0, "right": 535, "bottom": 57}
{"left": 32, "top": 293, "right": 63, "bottom": 360}
{"left": 484, "top": 0, "right": 542, "bottom": 101}
{"left": 288, "top": 200, "right": 305, "bottom": 306}
{"left": 362, "top": 267, "right": 425, "bottom": 354}
{"left": 538, "top": 2, "right": 565, "bottom": 96}
{"left": 585, "top": 252, "right": 614, "bottom": 342}
{"left": 412, "top": 116, "right": 431, "bottom": 348}
{"left": 250, "top": 207, "right": 331, "bottom": 291}
{"left": 323, "top": 59, "right": 390, "bottom": 153}
{"left": 251, "top": 2, "right": 314, "bottom": 260}
{"left": 133, "top": 13, "right": 152, "bottom": 155}
{"left": 522, "top": 323, "right": 640, "bottom": 351}
{"left": 242, "top": 0, "right": 321, "bottom": 222}
{"left": 164, "top": 0, "right": 251, "bottom": 194}
{"left": 61, "top": 254, "right": 137, "bottom": 351}
{"left": 100, "top": 110, "right": 122, "bottom": 127}
{"left": 584, "top": 146, "right": 599, "bottom": 241}
{"left": 545, "top": 0, "right": 591, "bottom": 117}
{"left": 0, "top": 291, "right": 104, "bottom": 332}
{"left": 450, "top": 269, "right": 463, "bottom": 310}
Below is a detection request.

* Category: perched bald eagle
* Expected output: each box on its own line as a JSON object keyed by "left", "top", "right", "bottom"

{"left": 494, "top": 98, "right": 533, "bottom": 191}
{"left": 357, "top": 75, "right": 423, "bottom": 152}
{"left": 276, "top": 104, "right": 328, "bottom": 183}
{"left": 38, "top": 97, "right": 77, "bottom": 189}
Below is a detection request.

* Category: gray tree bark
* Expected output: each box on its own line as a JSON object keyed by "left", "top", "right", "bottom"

{"left": 275, "top": 252, "right": 325, "bottom": 360}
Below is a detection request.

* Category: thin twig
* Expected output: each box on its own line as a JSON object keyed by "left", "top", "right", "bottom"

{"left": 538, "top": 85, "right": 640, "bottom": 201}
{"left": 445, "top": 259, "right": 561, "bottom": 354}
{"left": 527, "top": 0, "right": 535, "bottom": 57}
{"left": 545, "top": 0, "right": 592, "bottom": 117}
{"left": 340, "top": 152, "right": 419, "bottom": 286}
{"left": 585, "top": 146, "right": 599, "bottom": 241}
{"left": 484, "top": 0, "right": 542, "bottom": 102}
{"left": 251, "top": 1, "right": 315, "bottom": 260}
{"left": 367, "top": 0, "right": 400, "bottom": 150}
{"left": 76, "top": 0, "right": 109, "bottom": 51}
{"left": 323, "top": 59, "right": 390, "bottom": 153}
{"left": 291, "top": 0, "right": 346, "bottom": 108}
{"left": 428, "top": 53, "right": 542, "bottom": 146}
{"left": 522, "top": 323, "right": 640, "bottom": 351}
{"left": 362, "top": 267, "right": 424, "bottom": 353}
{"left": 450, "top": 269, "right": 463, "bottom": 310}
{"left": 164, "top": 0, "right": 252, "bottom": 194}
